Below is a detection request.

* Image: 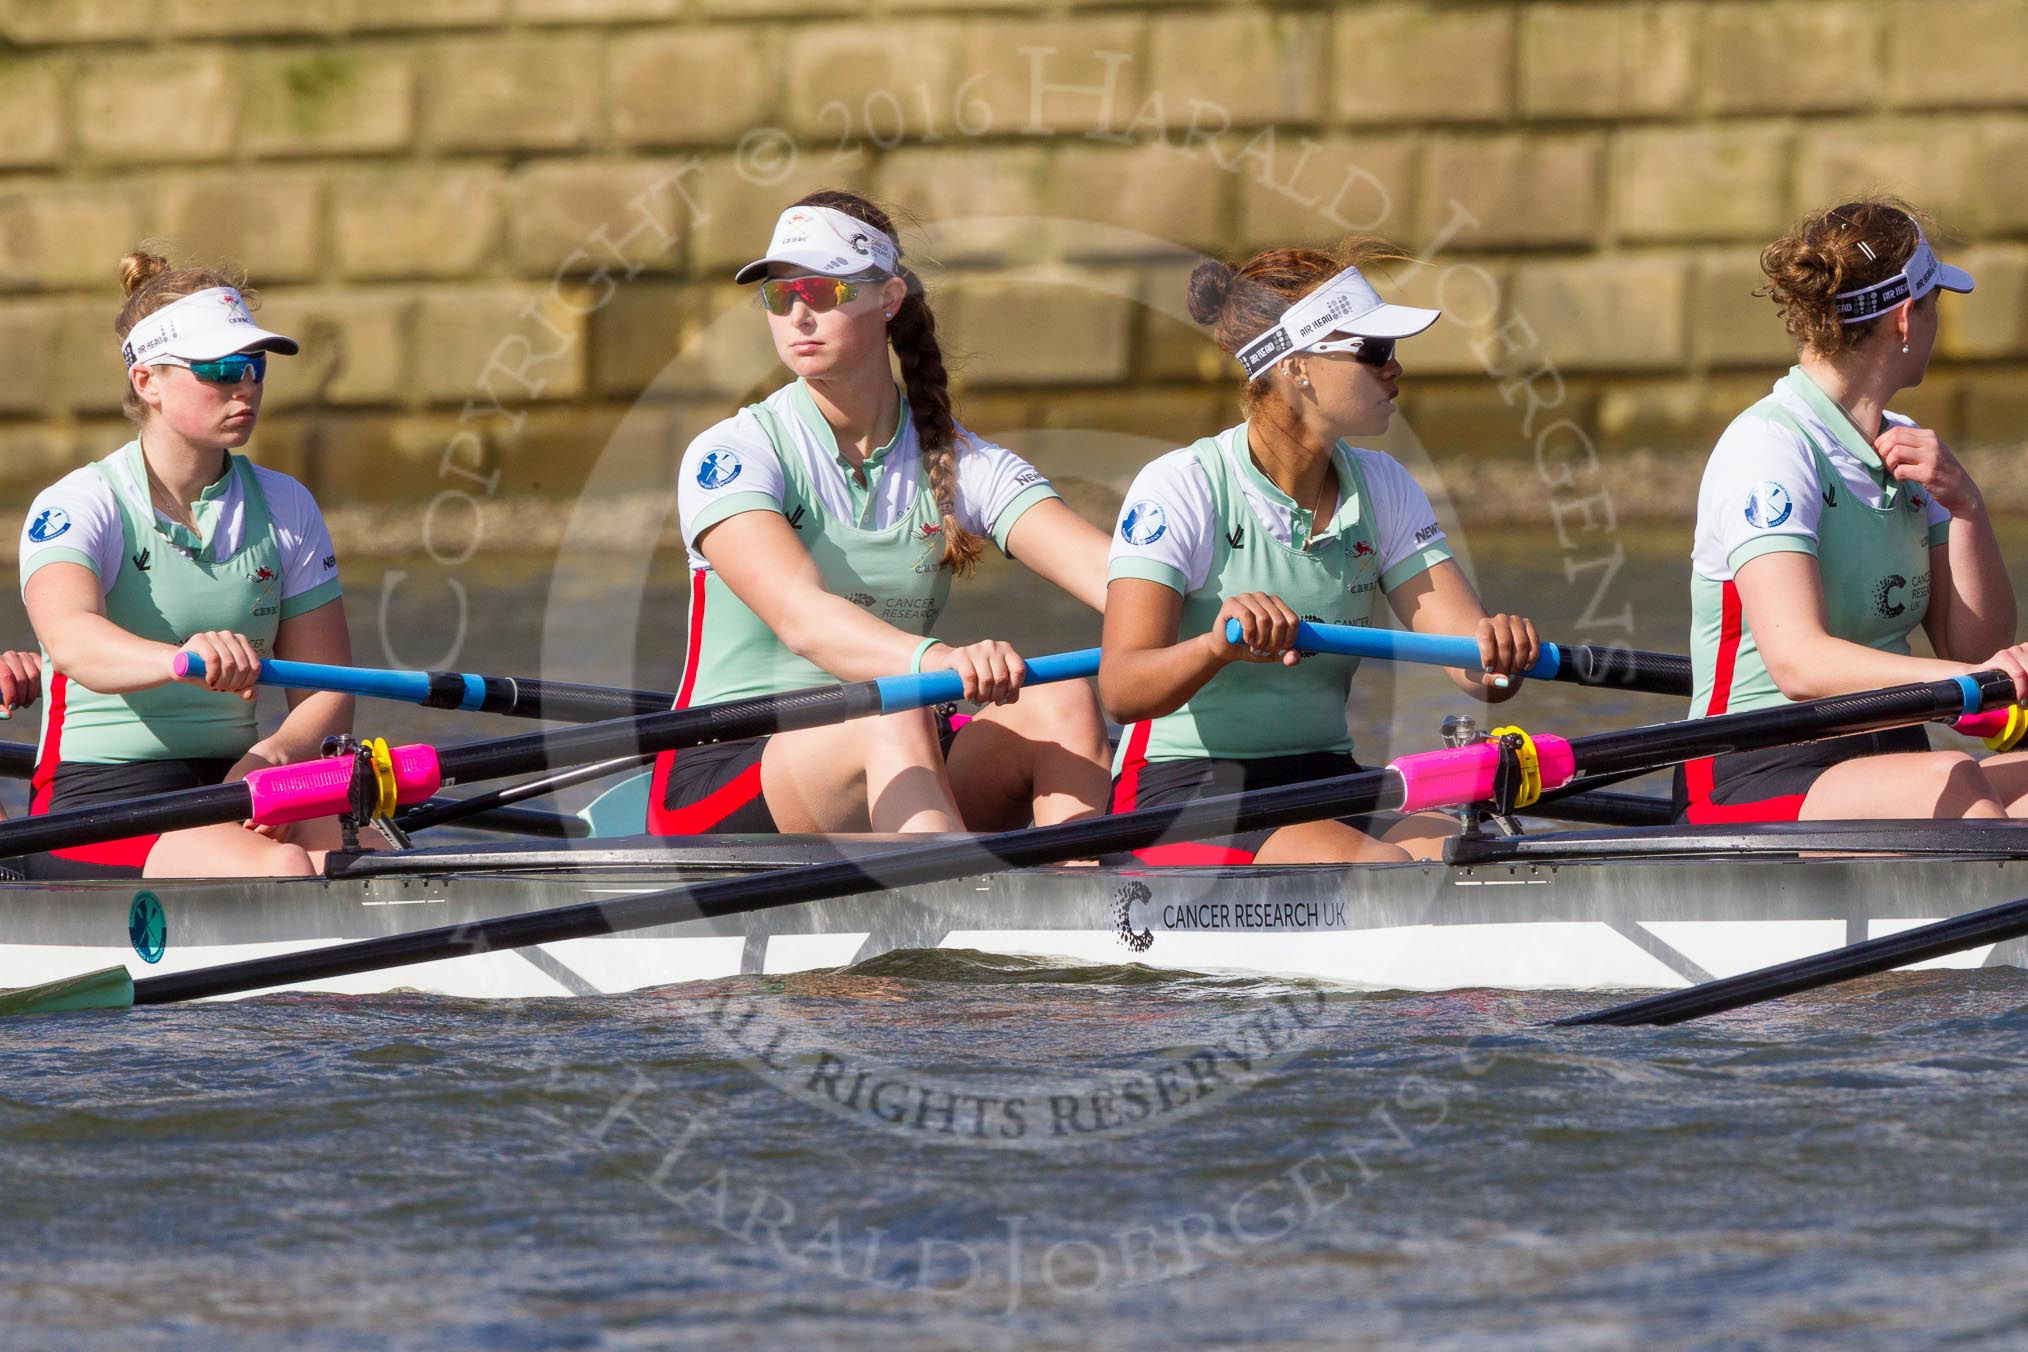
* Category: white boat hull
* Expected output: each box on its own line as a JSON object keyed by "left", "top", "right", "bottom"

{"left": 5, "top": 824, "right": 2027, "bottom": 1002}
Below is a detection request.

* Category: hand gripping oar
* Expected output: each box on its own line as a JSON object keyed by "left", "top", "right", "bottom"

{"left": 175, "top": 652, "right": 674, "bottom": 723}
{"left": 1559, "top": 889, "right": 2028, "bottom": 1027}
{"left": 1228, "top": 620, "right": 1692, "bottom": 697}
{"left": 0, "top": 649, "right": 1100, "bottom": 860}
{"left": 1, "top": 670, "right": 2008, "bottom": 1016}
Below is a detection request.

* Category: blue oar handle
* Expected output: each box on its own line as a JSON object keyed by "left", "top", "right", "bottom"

{"left": 872, "top": 647, "right": 1100, "bottom": 711}
{"left": 171, "top": 653, "right": 673, "bottom": 721}
{"left": 176, "top": 652, "right": 448, "bottom": 703}
{"left": 1222, "top": 619, "right": 1561, "bottom": 680}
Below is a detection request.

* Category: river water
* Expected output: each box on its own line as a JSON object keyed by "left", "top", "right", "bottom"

{"left": 4, "top": 524, "right": 2028, "bottom": 1347}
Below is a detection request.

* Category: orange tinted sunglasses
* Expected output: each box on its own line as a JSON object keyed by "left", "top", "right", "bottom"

{"left": 759, "top": 276, "right": 864, "bottom": 315}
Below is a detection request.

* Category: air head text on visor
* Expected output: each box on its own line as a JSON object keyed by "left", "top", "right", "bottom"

{"left": 119, "top": 286, "right": 299, "bottom": 383}
{"left": 1231, "top": 263, "right": 1437, "bottom": 380}
{"left": 1833, "top": 226, "right": 1974, "bottom": 323}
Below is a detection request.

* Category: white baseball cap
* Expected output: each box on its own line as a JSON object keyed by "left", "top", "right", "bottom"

{"left": 1233, "top": 263, "right": 1438, "bottom": 380}
{"left": 733, "top": 205, "right": 900, "bottom": 285}
{"left": 121, "top": 286, "right": 300, "bottom": 369}
{"left": 1834, "top": 228, "right": 1974, "bottom": 324}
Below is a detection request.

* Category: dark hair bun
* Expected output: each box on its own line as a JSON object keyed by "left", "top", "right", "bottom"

{"left": 1185, "top": 260, "right": 1236, "bottom": 326}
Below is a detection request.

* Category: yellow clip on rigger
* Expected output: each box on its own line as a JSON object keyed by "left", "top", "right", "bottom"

{"left": 1985, "top": 705, "right": 2028, "bottom": 754}
{"left": 1490, "top": 726, "right": 1543, "bottom": 810}
{"left": 367, "top": 737, "right": 398, "bottom": 819}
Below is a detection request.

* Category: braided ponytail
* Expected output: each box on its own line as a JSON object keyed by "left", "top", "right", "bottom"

{"left": 793, "top": 189, "right": 983, "bottom": 576}
{"left": 887, "top": 269, "right": 983, "bottom": 576}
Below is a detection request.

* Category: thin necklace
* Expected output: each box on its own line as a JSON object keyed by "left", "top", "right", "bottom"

{"left": 1830, "top": 397, "right": 1892, "bottom": 491}
{"left": 139, "top": 441, "right": 208, "bottom": 536}
{"left": 1303, "top": 467, "right": 1337, "bottom": 551}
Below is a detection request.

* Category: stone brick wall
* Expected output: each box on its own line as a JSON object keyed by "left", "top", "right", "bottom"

{"left": 2, "top": 0, "right": 2025, "bottom": 531}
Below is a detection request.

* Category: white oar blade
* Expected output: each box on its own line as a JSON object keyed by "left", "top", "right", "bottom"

{"left": 0, "top": 965, "right": 135, "bottom": 1016}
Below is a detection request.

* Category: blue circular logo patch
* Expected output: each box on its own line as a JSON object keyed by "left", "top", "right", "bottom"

{"left": 128, "top": 890, "right": 166, "bottom": 964}
{"left": 695, "top": 450, "right": 743, "bottom": 491}
{"left": 1120, "top": 500, "right": 1167, "bottom": 546}
{"left": 1743, "top": 481, "right": 1793, "bottom": 529}
{"left": 27, "top": 507, "right": 70, "bottom": 543}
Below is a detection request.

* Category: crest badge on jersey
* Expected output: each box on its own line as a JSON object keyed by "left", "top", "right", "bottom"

{"left": 1120, "top": 500, "right": 1167, "bottom": 547}
{"left": 1743, "top": 482, "right": 1793, "bottom": 529}
{"left": 695, "top": 450, "right": 743, "bottom": 491}
{"left": 27, "top": 507, "right": 71, "bottom": 542}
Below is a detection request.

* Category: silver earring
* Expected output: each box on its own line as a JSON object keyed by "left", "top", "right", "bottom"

{"left": 1902, "top": 343, "right": 1910, "bottom": 354}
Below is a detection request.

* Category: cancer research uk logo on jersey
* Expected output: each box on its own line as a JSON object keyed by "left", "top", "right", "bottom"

{"left": 695, "top": 450, "right": 743, "bottom": 491}
{"left": 27, "top": 507, "right": 70, "bottom": 542}
{"left": 1744, "top": 481, "right": 1794, "bottom": 529}
{"left": 1120, "top": 500, "right": 1167, "bottom": 547}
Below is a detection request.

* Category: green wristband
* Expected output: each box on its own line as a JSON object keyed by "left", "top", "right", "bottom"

{"left": 909, "top": 637, "right": 945, "bottom": 673}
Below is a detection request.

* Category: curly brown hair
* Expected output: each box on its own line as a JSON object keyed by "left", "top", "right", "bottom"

{"left": 1759, "top": 197, "right": 1931, "bottom": 358}
{"left": 114, "top": 244, "right": 254, "bottom": 423}
{"left": 791, "top": 189, "right": 982, "bottom": 577}
{"left": 1186, "top": 237, "right": 1412, "bottom": 412}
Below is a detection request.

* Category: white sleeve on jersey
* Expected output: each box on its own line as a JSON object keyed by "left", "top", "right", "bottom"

{"left": 20, "top": 468, "right": 123, "bottom": 591}
{"left": 253, "top": 467, "right": 341, "bottom": 603}
{"left": 1106, "top": 450, "right": 1216, "bottom": 594}
{"left": 677, "top": 411, "right": 789, "bottom": 553}
{"left": 1353, "top": 450, "right": 1448, "bottom": 576}
{"left": 1693, "top": 413, "right": 1825, "bottom": 580}
{"left": 949, "top": 427, "right": 1056, "bottom": 541}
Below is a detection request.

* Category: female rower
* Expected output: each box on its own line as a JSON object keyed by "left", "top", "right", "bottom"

{"left": 1100, "top": 242, "right": 1540, "bottom": 864}
{"left": 654, "top": 190, "right": 1111, "bottom": 835}
{"left": 19, "top": 249, "right": 356, "bottom": 877}
{"left": 1680, "top": 197, "right": 2028, "bottom": 822}
{"left": 0, "top": 650, "right": 39, "bottom": 822}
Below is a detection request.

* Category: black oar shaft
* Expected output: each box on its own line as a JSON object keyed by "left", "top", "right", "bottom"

{"left": 1559, "top": 892, "right": 2028, "bottom": 1027}
{"left": 434, "top": 683, "right": 881, "bottom": 784}
{"left": 0, "top": 784, "right": 251, "bottom": 858}
{"left": 0, "top": 683, "right": 885, "bottom": 858}
{"left": 131, "top": 769, "right": 1406, "bottom": 1005}
{"left": 395, "top": 756, "right": 645, "bottom": 833}
{"left": 418, "top": 674, "right": 672, "bottom": 722}
{"left": 1552, "top": 673, "right": 2010, "bottom": 788}
{"left": 401, "top": 800, "right": 588, "bottom": 839}
{"left": 1555, "top": 645, "right": 1690, "bottom": 698}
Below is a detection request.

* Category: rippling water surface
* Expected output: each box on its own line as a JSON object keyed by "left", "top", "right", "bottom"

{"left": 9, "top": 958, "right": 2028, "bottom": 1348}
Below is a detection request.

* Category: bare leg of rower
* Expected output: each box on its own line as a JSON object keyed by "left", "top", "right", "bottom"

{"left": 1380, "top": 811, "right": 1470, "bottom": 861}
{"left": 1801, "top": 750, "right": 2005, "bottom": 819}
{"left": 278, "top": 817, "right": 391, "bottom": 874}
{"left": 1255, "top": 819, "right": 1411, "bottom": 865}
{"left": 946, "top": 683, "right": 1111, "bottom": 830}
{"left": 762, "top": 709, "right": 963, "bottom": 834}
{"left": 144, "top": 822, "right": 316, "bottom": 878}
{"left": 1962, "top": 749, "right": 2028, "bottom": 816}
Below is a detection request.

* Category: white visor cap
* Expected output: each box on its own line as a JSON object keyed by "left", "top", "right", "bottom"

{"left": 1233, "top": 264, "right": 1438, "bottom": 380}
{"left": 733, "top": 205, "right": 900, "bottom": 285}
{"left": 121, "top": 287, "right": 300, "bottom": 369}
{"left": 1835, "top": 229, "right": 1973, "bottom": 323}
